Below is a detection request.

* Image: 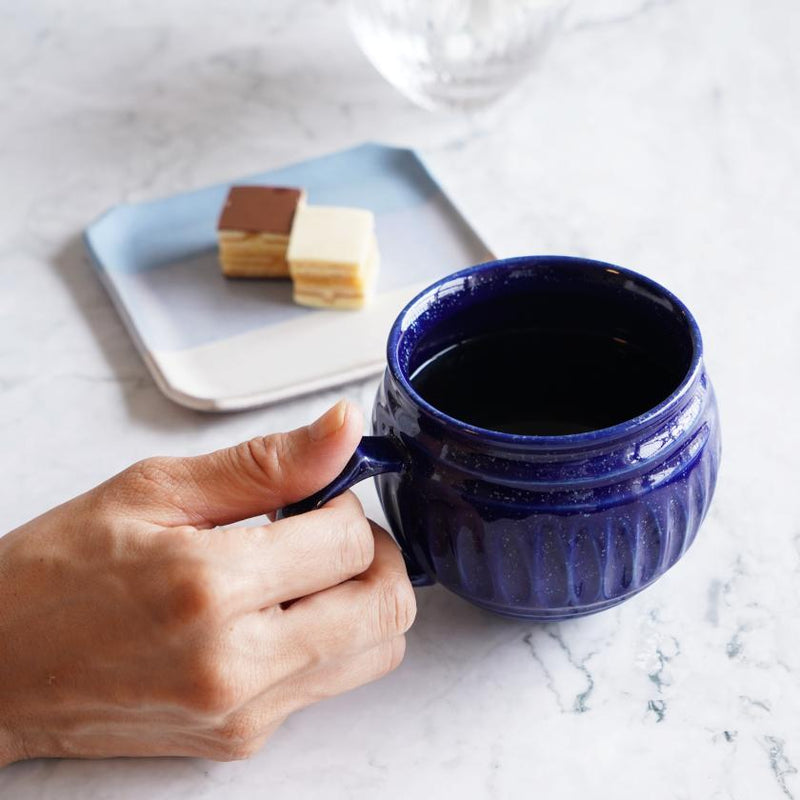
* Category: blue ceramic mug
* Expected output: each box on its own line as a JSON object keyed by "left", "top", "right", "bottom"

{"left": 279, "top": 256, "right": 721, "bottom": 620}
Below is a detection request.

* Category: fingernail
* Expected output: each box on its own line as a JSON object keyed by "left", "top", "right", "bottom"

{"left": 309, "top": 399, "right": 349, "bottom": 441}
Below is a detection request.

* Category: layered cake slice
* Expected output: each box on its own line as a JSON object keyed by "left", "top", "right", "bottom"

{"left": 287, "top": 205, "right": 380, "bottom": 309}
{"left": 217, "top": 186, "right": 305, "bottom": 278}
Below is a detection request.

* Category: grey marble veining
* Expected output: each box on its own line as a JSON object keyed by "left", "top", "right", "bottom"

{"left": 1, "top": 0, "right": 799, "bottom": 797}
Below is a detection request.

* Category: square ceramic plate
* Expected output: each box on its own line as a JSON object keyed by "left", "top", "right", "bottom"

{"left": 84, "top": 143, "right": 494, "bottom": 411}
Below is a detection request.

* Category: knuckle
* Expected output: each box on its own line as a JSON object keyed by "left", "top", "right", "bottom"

{"left": 295, "top": 637, "right": 326, "bottom": 673}
{"left": 215, "top": 712, "right": 260, "bottom": 749}
{"left": 162, "top": 524, "right": 200, "bottom": 554}
{"left": 116, "top": 457, "right": 194, "bottom": 518}
{"left": 334, "top": 511, "right": 374, "bottom": 575}
{"left": 375, "top": 575, "right": 417, "bottom": 639}
{"left": 123, "top": 457, "right": 181, "bottom": 495}
{"left": 182, "top": 659, "right": 241, "bottom": 716}
{"left": 159, "top": 561, "right": 220, "bottom": 627}
{"left": 238, "top": 435, "right": 292, "bottom": 486}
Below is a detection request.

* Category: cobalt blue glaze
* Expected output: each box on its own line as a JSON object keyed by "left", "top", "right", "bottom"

{"left": 280, "top": 256, "right": 721, "bottom": 621}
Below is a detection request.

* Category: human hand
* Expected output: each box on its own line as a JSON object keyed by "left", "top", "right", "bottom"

{"left": 0, "top": 400, "right": 416, "bottom": 764}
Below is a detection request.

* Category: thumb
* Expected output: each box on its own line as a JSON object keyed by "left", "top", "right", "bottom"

{"left": 110, "top": 399, "right": 364, "bottom": 528}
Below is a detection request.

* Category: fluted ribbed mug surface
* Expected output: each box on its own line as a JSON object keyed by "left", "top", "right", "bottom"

{"left": 281, "top": 256, "right": 721, "bottom": 621}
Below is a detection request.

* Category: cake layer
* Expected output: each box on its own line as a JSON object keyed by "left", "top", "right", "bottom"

{"left": 219, "top": 229, "right": 291, "bottom": 278}
{"left": 220, "top": 251, "right": 289, "bottom": 265}
{"left": 292, "top": 244, "right": 378, "bottom": 310}
{"left": 219, "top": 240, "right": 289, "bottom": 258}
{"left": 219, "top": 230, "right": 290, "bottom": 245}
{"left": 220, "top": 256, "right": 290, "bottom": 278}
{"left": 290, "top": 237, "right": 378, "bottom": 282}
{"left": 292, "top": 242, "right": 378, "bottom": 289}
{"left": 292, "top": 292, "right": 372, "bottom": 310}
{"left": 291, "top": 272, "right": 365, "bottom": 289}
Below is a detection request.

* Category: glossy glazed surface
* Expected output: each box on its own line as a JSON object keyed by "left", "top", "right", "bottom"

{"left": 5, "top": 2, "right": 795, "bottom": 792}
{"left": 374, "top": 256, "right": 721, "bottom": 620}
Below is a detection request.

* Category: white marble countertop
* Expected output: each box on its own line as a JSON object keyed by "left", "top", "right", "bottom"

{"left": 2, "top": 0, "right": 799, "bottom": 797}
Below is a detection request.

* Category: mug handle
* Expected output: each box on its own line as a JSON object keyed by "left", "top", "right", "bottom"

{"left": 275, "top": 436, "right": 432, "bottom": 587}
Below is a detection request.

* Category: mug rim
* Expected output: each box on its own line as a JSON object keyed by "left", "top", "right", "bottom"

{"left": 386, "top": 255, "right": 704, "bottom": 448}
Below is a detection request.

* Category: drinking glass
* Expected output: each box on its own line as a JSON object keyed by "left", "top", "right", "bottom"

{"left": 347, "top": 0, "right": 571, "bottom": 111}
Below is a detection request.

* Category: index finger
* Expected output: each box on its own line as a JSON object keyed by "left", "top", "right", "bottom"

{"left": 203, "top": 491, "right": 376, "bottom": 611}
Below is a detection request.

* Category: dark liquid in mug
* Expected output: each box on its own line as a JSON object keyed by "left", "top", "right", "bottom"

{"left": 409, "top": 327, "right": 683, "bottom": 436}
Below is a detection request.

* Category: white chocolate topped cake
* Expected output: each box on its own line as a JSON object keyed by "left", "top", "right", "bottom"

{"left": 287, "top": 205, "right": 380, "bottom": 310}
